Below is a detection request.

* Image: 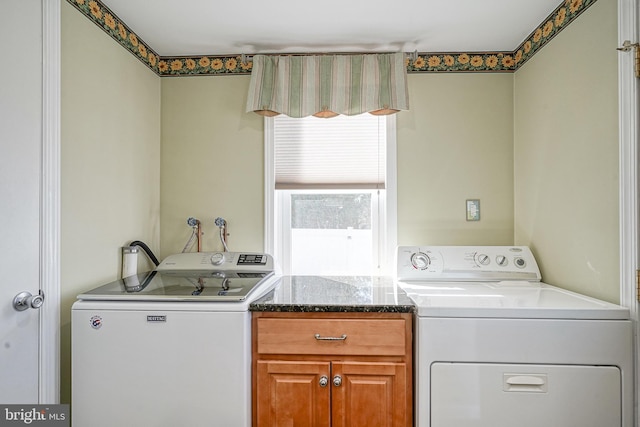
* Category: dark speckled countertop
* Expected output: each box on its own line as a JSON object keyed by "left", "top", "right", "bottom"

{"left": 249, "top": 275, "right": 415, "bottom": 313}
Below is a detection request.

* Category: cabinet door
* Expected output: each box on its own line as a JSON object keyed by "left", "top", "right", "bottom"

{"left": 331, "top": 361, "right": 408, "bottom": 427}
{"left": 256, "top": 360, "right": 331, "bottom": 427}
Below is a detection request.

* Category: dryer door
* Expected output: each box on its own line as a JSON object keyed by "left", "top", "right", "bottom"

{"left": 431, "top": 362, "right": 621, "bottom": 427}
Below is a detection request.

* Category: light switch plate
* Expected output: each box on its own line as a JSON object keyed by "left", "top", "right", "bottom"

{"left": 466, "top": 199, "right": 480, "bottom": 221}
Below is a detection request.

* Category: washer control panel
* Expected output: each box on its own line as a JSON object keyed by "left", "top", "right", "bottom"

{"left": 396, "top": 246, "right": 541, "bottom": 282}
{"left": 157, "top": 251, "right": 274, "bottom": 272}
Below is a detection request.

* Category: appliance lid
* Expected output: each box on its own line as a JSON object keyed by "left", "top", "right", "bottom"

{"left": 401, "top": 281, "right": 630, "bottom": 320}
{"left": 77, "top": 270, "right": 275, "bottom": 302}
{"left": 395, "top": 246, "right": 629, "bottom": 320}
{"left": 77, "top": 251, "right": 277, "bottom": 302}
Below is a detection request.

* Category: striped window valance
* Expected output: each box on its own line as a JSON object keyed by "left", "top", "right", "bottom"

{"left": 246, "top": 53, "right": 409, "bottom": 118}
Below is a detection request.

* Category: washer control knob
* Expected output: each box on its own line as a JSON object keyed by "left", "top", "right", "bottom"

{"left": 210, "top": 252, "right": 225, "bottom": 265}
{"left": 515, "top": 257, "right": 526, "bottom": 268}
{"left": 410, "top": 252, "right": 431, "bottom": 270}
{"left": 477, "top": 254, "right": 490, "bottom": 266}
{"left": 496, "top": 255, "right": 508, "bottom": 266}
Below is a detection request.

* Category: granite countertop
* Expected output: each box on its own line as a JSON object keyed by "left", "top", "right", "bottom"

{"left": 250, "top": 275, "right": 415, "bottom": 313}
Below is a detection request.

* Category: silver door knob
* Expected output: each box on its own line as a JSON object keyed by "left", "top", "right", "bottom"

{"left": 333, "top": 375, "right": 342, "bottom": 387}
{"left": 319, "top": 376, "right": 328, "bottom": 387}
{"left": 13, "top": 291, "right": 44, "bottom": 312}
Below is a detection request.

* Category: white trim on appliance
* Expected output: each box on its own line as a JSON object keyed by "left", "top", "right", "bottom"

{"left": 39, "top": 0, "right": 61, "bottom": 404}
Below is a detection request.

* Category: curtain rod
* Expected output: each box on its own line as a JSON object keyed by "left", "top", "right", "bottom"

{"left": 240, "top": 51, "right": 418, "bottom": 63}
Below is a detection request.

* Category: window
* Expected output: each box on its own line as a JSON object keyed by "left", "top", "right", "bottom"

{"left": 265, "top": 114, "right": 397, "bottom": 275}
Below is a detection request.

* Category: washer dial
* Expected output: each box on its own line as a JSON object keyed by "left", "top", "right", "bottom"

{"left": 477, "top": 254, "right": 490, "bottom": 266}
{"left": 210, "top": 252, "right": 225, "bottom": 265}
{"left": 496, "top": 255, "right": 508, "bottom": 266}
{"left": 411, "top": 252, "right": 431, "bottom": 270}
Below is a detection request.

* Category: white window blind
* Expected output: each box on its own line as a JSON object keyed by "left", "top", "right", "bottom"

{"left": 273, "top": 114, "right": 386, "bottom": 189}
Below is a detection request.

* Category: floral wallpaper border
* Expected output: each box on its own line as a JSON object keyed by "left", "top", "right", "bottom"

{"left": 66, "top": 0, "right": 161, "bottom": 74}
{"left": 67, "top": 0, "right": 597, "bottom": 77}
{"left": 512, "top": 0, "right": 597, "bottom": 69}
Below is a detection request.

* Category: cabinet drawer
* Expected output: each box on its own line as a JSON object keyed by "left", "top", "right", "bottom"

{"left": 256, "top": 318, "right": 407, "bottom": 356}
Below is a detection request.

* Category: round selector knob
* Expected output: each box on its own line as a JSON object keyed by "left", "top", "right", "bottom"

{"left": 210, "top": 252, "right": 225, "bottom": 265}
{"left": 514, "top": 257, "right": 526, "bottom": 268}
{"left": 477, "top": 254, "right": 490, "bottom": 266}
{"left": 496, "top": 255, "right": 508, "bottom": 266}
{"left": 410, "top": 252, "right": 431, "bottom": 270}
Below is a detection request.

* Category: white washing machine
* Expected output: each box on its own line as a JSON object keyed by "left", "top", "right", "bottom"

{"left": 396, "top": 246, "right": 633, "bottom": 427}
{"left": 72, "top": 252, "right": 279, "bottom": 427}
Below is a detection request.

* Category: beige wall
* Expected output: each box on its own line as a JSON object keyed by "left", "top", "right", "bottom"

{"left": 60, "top": 1, "right": 161, "bottom": 402}
{"left": 160, "top": 76, "right": 264, "bottom": 257}
{"left": 160, "top": 73, "right": 515, "bottom": 255}
{"left": 397, "top": 73, "right": 514, "bottom": 245}
{"left": 514, "top": 0, "right": 619, "bottom": 302}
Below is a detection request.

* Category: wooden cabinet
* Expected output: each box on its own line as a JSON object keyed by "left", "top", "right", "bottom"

{"left": 256, "top": 360, "right": 331, "bottom": 426}
{"left": 252, "top": 312, "right": 412, "bottom": 427}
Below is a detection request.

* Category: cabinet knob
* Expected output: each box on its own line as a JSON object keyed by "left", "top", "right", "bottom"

{"left": 333, "top": 375, "right": 342, "bottom": 387}
{"left": 319, "top": 375, "right": 328, "bottom": 387}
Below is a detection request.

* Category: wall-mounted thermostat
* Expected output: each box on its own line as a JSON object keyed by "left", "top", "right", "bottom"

{"left": 466, "top": 199, "right": 480, "bottom": 221}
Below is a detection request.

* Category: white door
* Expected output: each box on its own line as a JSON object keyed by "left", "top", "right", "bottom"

{"left": 0, "top": 0, "right": 60, "bottom": 403}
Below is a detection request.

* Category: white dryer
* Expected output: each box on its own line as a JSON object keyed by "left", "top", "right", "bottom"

{"left": 396, "top": 246, "right": 633, "bottom": 427}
